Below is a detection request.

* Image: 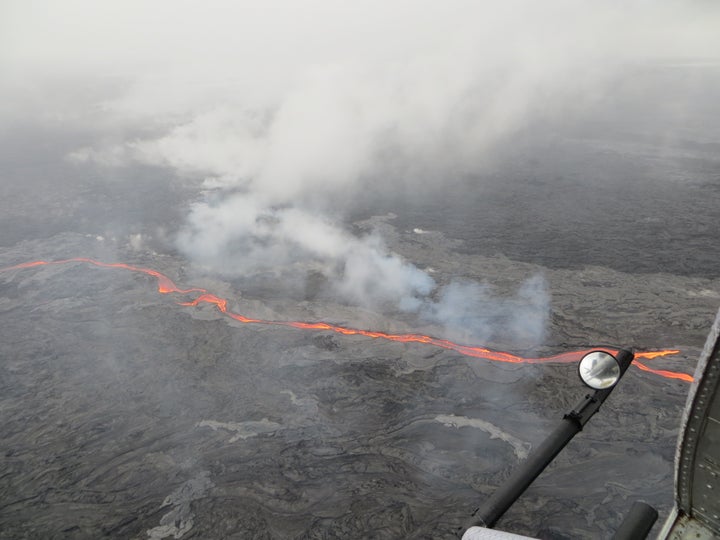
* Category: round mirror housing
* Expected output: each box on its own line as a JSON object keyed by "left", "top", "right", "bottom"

{"left": 578, "top": 351, "right": 621, "bottom": 390}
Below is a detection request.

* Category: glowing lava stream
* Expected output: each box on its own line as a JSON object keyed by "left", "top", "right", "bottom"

{"left": 1, "top": 258, "right": 692, "bottom": 382}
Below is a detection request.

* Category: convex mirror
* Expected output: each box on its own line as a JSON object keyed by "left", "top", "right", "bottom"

{"left": 579, "top": 351, "right": 621, "bottom": 390}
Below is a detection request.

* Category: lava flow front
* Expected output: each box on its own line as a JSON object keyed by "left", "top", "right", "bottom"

{"left": 1, "top": 258, "right": 692, "bottom": 382}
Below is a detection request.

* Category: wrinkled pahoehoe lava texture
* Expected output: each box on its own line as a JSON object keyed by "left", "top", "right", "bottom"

{"left": 0, "top": 220, "right": 715, "bottom": 539}
{"left": 1, "top": 79, "right": 720, "bottom": 537}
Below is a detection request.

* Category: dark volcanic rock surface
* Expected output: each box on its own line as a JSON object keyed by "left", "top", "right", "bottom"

{"left": 1, "top": 104, "right": 719, "bottom": 538}
{"left": 0, "top": 227, "right": 715, "bottom": 539}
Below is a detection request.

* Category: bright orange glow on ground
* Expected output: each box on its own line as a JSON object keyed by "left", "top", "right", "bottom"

{"left": 632, "top": 360, "right": 694, "bottom": 382}
{"left": 1, "top": 258, "right": 693, "bottom": 382}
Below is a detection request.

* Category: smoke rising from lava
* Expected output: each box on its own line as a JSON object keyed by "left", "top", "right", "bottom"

{"left": 4, "top": 1, "right": 718, "bottom": 343}
{"left": 176, "top": 198, "right": 551, "bottom": 344}
{"left": 0, "top": 258, "right": 691, "bottom": 382}
{"left": 423, "top": 276, "right": 550, "bottom": 345}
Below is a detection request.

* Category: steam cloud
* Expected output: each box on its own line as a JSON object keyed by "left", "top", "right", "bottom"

{"left": 3, "top": 0, "right": 718, "bottom": 344}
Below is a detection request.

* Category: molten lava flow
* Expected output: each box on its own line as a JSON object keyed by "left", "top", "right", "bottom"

{"left": 632, "top": 360, "right": 694, "bottom": 383}
{"left": 1, "top": 258, "right": 693, "bottom": 382}
{"left": 4, "top": 258, "right": 205, "bottom": 295}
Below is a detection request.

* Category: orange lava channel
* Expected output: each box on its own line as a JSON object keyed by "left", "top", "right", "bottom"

{"left": 1, "top": 258, "right": 693, "bottom": 383}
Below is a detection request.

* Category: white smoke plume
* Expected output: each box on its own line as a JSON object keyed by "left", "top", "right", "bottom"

{"left": 421, "top": 276, "right": 551, "bottom": 346}
{"left": 176, "top": 198, "right": 437, "bottom": 312}
{"left": 3, "top": 0, "right": 717, "bottom": 343}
